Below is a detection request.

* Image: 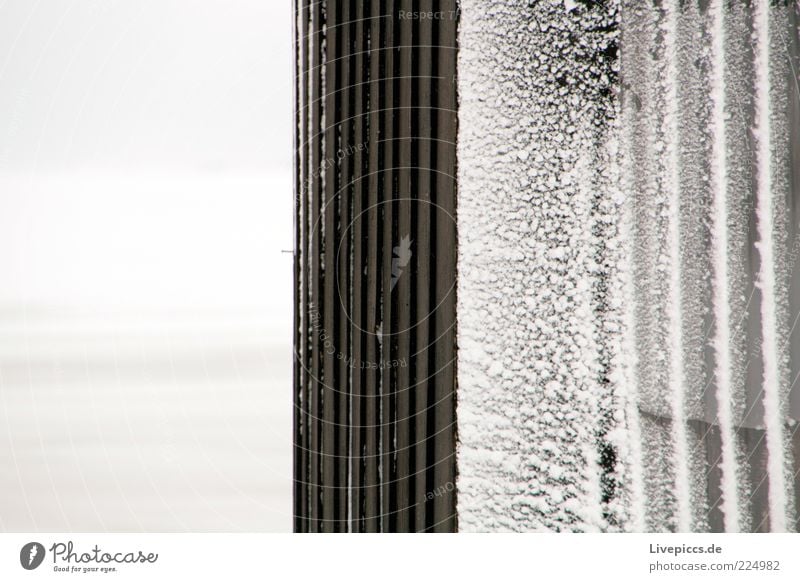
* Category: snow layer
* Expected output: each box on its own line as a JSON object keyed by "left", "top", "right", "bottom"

{"left": 457, "top": 0, "right": 800, "bottom": 532}
{"left": 457, "top": 0, "right": 626, "bottom": 532}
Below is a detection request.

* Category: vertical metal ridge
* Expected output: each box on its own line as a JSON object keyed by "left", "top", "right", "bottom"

{"left": 321, "top": 0, "right": 339, "bottom": 532}
{"left": 349, "top": 0, "right": 366, "bottom": 533}
{"left": 414, "top": 0, "right": 434, "bottom": 532}
{"left": 293, "top": 0, "right": 309, "bottom": 533}
{"left": 364, "top": 0, "right": 382, "bottom": 533}
{"left": 432, "top": 0, "right": 458, "bottom": 533}
{"left": 308, "top": 0, "right": 324, "bottom": 533}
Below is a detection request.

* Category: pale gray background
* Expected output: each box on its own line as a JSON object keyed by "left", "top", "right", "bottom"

{"left": 0, "top": 0, "right": 293, "bottom": 531}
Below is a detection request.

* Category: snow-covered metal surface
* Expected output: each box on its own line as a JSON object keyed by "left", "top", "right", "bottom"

{"left": 457, "top": 0, "right": 800, "bottom": 532}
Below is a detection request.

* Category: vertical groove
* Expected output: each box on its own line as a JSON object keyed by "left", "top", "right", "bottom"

{"left": 753, "top": 0, "right": 788, "bottom": 533}
{"left": 394, "top": 0, "right": 414, "bottom": 532}
{"left": 364, "top": 0, "right": 382, "bottom": 533}
{"left": 336, "top": 0, "right": 353, "bottom": 532}
{"left": 295, "top": 0, "right": 458, "bottom": 532}
{"left": 724, "top": 0, "right": 757, "bottom": 533}
{"left": 618, "top": 1, "right": 646, "bottom": 531}
{"left": 350, "top": 0, "right": 366, "bottom": 533}
{"left": 618, "top": 0, "right": 650, "bottom": 532}
{"left": 708, "top": 0, "right": 740, "bottom": 533}
{"left": 788, "top": 2, "right": 800, "bottom": 533}
{"left": 380, "top": 0, "right": 396, "bottom": 531}
{"left": 663, "top": 0, "right": 691, "bottom": 532}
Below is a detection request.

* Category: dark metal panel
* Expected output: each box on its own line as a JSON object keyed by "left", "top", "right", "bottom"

{"left": 307, "top": 0, "right": 323, "bottom": 533}
{"left": 294, "top": 0, "right": 458, "bottom": 533}
{"left": 292, "top": 0, "right": 308, "bottom": 533}
{"left": 431, "top": 0, "right": 458, "bottom": 533}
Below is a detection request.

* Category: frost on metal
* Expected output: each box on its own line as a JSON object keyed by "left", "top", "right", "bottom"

{"left": 457, "top": 0, "right": 800, "bottom": 532}
{"left": 456, "top": 0, "right": 628, "bottom": 532}
{"left": 621, "top": 0, "right": 798, "bottom": 532}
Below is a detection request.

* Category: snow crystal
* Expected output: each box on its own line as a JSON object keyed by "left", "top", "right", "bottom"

{"left": 457, "top": 0, "right": 799, "bottom": 533}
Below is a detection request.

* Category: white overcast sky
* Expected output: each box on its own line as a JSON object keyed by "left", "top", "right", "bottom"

{"left": 0, "top": 0, "right": 293, "bottom": 317}
{"left": 0, "top": 0, "right": 292, "bottom": 173}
